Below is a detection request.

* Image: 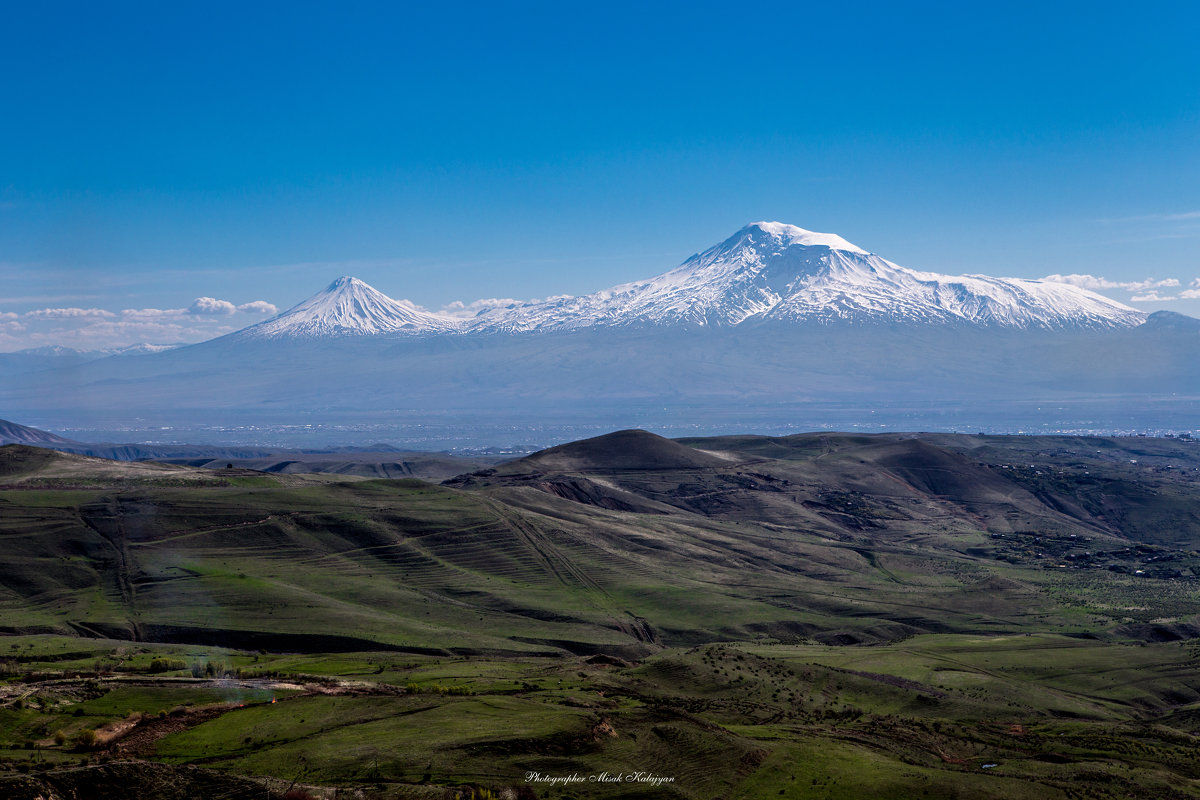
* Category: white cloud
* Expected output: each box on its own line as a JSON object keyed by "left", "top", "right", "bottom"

{"left": 9, "top": 296, "right": 272, "bottom": 349}
{"left": 236, "top": 300, "right": 277, "bottom": 315}
{"left": 1043, "top": 274, "right": 1180, "bottom": 292}
{"left": 440, "top": 295, "right": 574, "bottom": 319}
{"left": 5, "top": 294, "right": 281, "bottom": 351}
{"left": 188, "top": 297, "right": 275, "bottom": 316}
{"left": 1180, "top": 288, "right": 1200, "bottom": 300}
{"left": 24, "top": 307, "right": 116, "bottom": 319}
{"left": 188, "top": 297, "right": 238, "bottom": 315}
{"left": 120, "top": 299, "right": 276, "bottom": 318}
{"left": 1131, "top": 291, "right": 1178, "bottom": 302}
{"left": 440, "top": 298, "right": 523, "bottom": 319}
{"left": 23, "top": 319, "right": 233, "bottom": 349}
{"left": 122, "top": 307, "right": 187, "bottom": 318}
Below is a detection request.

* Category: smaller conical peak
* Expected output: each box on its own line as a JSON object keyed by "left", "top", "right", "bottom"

{"left": 311, "top": 276, "right": 405, "bottom": 307}
{"left": 744, "top": 221, "right": 868, "bottom": 254}
{"left": 237, "top": 275, "right": 456, "bottom": 339}
{"left": 306, "top": 276, "right": 399, "bottom": 310}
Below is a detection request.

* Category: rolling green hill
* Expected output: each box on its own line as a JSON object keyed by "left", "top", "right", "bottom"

{"left": 2, "top": 432, "right": 1199, "bottom": 798}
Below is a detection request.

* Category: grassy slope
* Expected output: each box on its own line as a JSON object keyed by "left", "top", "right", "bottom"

{"left": 1, "top": 435, "right": 1200, "bottom": 798}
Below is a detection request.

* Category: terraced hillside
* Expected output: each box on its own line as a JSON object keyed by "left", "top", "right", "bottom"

{"left": 1, "top": 432, "right": 1199, "bottom": 798}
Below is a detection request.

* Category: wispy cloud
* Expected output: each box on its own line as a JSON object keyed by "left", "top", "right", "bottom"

{"left": 122, "top": 299, "right": 277, "bottom": 320}
{"left": 1093, "top": 210, "right": 1200, "bottom": 244}
{"left": 21, "top": 319, "right": 236, "bottom": 350}
{"left": 440, "top": 298, "right": 524, "bottom": 319}
{"left": 121, "top": 307, "right": 187, "bottom": 318}
{"left": 24, "top": 307, "right": 116, "bottom": 319}
{"left": 0, "top": 294, "right": 114, "bottom": 307}
{"left": 1042, "top": 274, "right": 1180, "bottom": 292}
{"left": 439, "top": 295, "right": 573, "bottom": 319}
{"left": 1098, "top": 210, "right": 1200, "bottom": 224}
{"left": 1105, "top": 232, "right": 1200, "bottom": 245}
{"left": 8, "top": 294, "right": 279, "bottom": 351}
{"left": 1134, "top": 277, "right": 1200, "bottom": 300}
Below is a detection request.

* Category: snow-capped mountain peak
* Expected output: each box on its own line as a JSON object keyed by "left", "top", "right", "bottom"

{"left": 743, "top": 221, "right": 868, "bottom": 254}
{"left": 238, "top": 276, "right": 457, "bottom": 339}
{"left": 221, "top": 223, "right": 1148, "bottom": 341}
{"left": 465, "top": 222, "right": 1146, "bottom": 333}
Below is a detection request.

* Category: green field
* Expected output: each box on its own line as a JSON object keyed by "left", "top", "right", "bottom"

{"left": 1, "top": 432, "right": 1199, "bottom": 798}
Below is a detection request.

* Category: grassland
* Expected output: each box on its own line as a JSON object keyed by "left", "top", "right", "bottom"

{"left": 1, "top": 432, "right": 1199, "bottom": 798}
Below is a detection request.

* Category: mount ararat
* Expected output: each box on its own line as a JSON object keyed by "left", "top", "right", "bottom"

{"left": 234, "top": 222, "right": 1146, "bottom": 339}
{"left": 3, "top": 222, "right": 1196, "bottom": 444}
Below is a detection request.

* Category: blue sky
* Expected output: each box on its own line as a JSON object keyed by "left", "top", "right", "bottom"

{"left": 3, "top": 1, "right": 1199, "bottom": 349}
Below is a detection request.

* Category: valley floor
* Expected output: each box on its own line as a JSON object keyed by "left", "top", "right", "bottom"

{"left": 2, "top": 633, "right": 1200, "bottom": 799}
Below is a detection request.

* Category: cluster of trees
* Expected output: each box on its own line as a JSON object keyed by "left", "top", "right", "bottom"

{"left": 189, "top": 660, "right": 233, "bottom": 678}
{"left": 405, "top": 683, "right": 474, "bottom": 696}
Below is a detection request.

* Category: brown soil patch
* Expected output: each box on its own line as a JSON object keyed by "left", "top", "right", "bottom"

{"left": 108, "top": 705, "right": 234, "bottom": 758}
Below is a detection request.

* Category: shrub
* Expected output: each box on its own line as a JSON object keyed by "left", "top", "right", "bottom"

{"left": 201, "top": 660, "right": 231, "bottom": 678}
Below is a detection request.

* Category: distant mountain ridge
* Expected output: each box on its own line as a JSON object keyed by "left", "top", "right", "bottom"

{"left": 0, "top": 418, "right": 79, "bottom": 447}
{"left": 467, "top": 222, "right": 1146, "bottom": 332}
{"left": 0, "top": 417, "right": 491, "bottom": 479}
{"left": 219, "top": 222, "right": 1149, "bottom": 342}
{"left": 1, "top": 222, "right": 1193, "bottom": 439}
{"left": 0, "top": 343, "right": 183, "bottom": 378}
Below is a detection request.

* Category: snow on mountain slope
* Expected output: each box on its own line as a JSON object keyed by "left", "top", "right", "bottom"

{"left": 467, "top": 222, "right": 1146, "bottom": 332}
{"left": 107, "top": 343, "right": 182, "bottom": 356}
{"left": 236, "top": 276, "right": 459, "bottom": 339}
{"left": 218, "top": 223, "right": 1146, "bottom": 342}
{"left": 761, "top": 245, "right": 1146, "bottom": 329}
